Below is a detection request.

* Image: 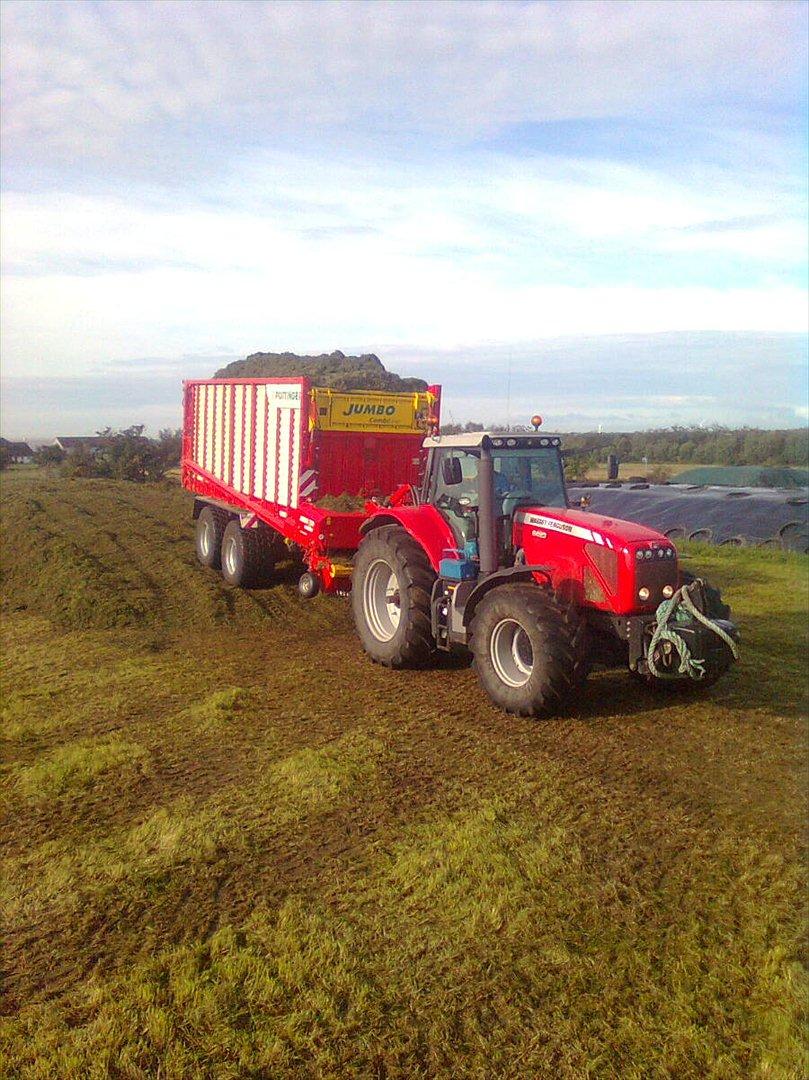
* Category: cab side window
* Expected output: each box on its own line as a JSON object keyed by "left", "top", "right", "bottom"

{"left": 431, "top": 449, "right": 479, "bottom": 543}
{"left": 431, "top": 450, "right": 478, "bottom": 504}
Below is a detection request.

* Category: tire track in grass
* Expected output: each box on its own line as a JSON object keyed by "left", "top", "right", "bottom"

{"left": 75, "top": 485, "right": 309, "bottom": 633}
{"left": 1, "top": 733, "right": 388, "bottom": 1009}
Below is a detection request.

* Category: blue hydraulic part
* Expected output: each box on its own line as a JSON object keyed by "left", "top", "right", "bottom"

{"left": 439, "top": 543, "right": 480, "bottom": 581}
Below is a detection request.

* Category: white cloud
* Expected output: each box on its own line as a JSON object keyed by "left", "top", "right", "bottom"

{"left": 2, "top": 0, "right": 804, "bottom": 171}
{"left": 2, "top": 144, "right": 805, "bottom": 381}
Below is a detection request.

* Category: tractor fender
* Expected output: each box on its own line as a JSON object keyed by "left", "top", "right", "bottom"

{"left": 359, "top": 506, "right": 455, "bottom": 572}
{"left": 460, "top": 565, "right": 553, "bottom": 628}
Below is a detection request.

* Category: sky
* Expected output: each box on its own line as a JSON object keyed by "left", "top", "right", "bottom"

{"left": 1, "top": 0, "right": 807, "bottom": 438}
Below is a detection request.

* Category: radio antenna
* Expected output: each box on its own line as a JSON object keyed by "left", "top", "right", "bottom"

{"left": 505, "top": 349, "right": 512, "bottom": 430}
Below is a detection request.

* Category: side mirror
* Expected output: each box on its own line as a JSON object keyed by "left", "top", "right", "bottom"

{"left": 441, "top": 456, "right": 463, "bottom": 486}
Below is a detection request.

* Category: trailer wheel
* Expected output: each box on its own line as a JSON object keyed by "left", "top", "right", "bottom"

{"left": 469, "top": 584, "right": 583, "bottom": 717}
{"left": 195, "top": 506, "right": 230, "bottom": 569}
{"left": 352, "top": 525, "right": 436, "bottom": 667}
{"left": 298, "top": 572, "right": 320, "bottom": 599}
{"left": 220, "top": 521, "right": 276, "bottom": 587}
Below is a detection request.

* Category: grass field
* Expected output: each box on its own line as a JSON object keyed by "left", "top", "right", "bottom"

{"left": 1, "top": 470, "right": 807, "bottom": 1078}
{"left": 583, "top": 461, "right": 704, "bottom": 481}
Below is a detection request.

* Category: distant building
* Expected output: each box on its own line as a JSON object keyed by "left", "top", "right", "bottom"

{"left": 0, "top": 438, "right": 34, "bottom": 463}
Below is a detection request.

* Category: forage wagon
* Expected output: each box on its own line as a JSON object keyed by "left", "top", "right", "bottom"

{"left": 182, "top": 377, "right": 738, "bottom": 715}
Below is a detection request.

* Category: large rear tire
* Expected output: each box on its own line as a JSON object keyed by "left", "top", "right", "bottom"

{"left": 469, "top": 584, "right": 584, "bottom": 717}
{"left": 195, "top": 506, "right": 230, "bottom": 569}
{"left": 220, "top": 521, "right": 276, "bottom": 588}
{"left": 351, "top": 525, "right": 436, "bottom": 667}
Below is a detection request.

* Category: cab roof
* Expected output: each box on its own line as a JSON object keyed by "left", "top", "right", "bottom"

{"left": 422, "top": 431, "right": 562, "bottom": 449}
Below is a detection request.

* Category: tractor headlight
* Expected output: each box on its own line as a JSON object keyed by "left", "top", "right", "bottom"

{"left": 662, "top": 584, "right": 674, "bottom": 598}
{"left": 638, "top": 587, "right": 650, "bottom": 601}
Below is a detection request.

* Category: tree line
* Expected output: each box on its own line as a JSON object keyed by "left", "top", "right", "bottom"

{"left": 16, "top": 427, "right": 183, "bottom": 482}
{"left": 439, "top": 423, "right": 808, "bottom": 467}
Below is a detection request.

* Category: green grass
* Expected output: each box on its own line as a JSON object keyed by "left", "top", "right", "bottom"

{"left": 584, "top": 460, "right": 704, "bottom": 481}
{"left": 0, "top": 472, "right": 806, "bottom": 1077}
{"left": 7, "top": 736, "right": 148, "bottom": 802}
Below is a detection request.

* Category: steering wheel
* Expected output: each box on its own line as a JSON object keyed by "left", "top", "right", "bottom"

{"left": 436, "top": 492, "right": 473, "bottom": 517}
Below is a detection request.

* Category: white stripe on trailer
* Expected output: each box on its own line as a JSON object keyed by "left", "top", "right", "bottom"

{"left": 193, "top": 385, "right": 201, "bottom": 464}
{"left": 278, "top": 407, "right": 291, "bottom": 506}
{"left": 515, "top": 511, "right": 596, "bottom": 543}
{"left": 232, "top": 385, "right": 243, "bottom": 492}
{"left": 203, "top": 384, "right": 211, "bottom": 473}
{"left": 222, "top": 385, "right": 232, "bottom": 486}
{"left": 215, "top": 384, "right": 226, "bottom": 479}
{"left": 204, "top": 385, "right": 212, "bottom": 474}
{"left": 197, "top": 385, "right": 204, "bottom": 466}
{"left": 254, "top": 386, "right": 266, "bottom": 501}
{"left": 201, "top": 386, "right": 211, "bottom": 475}
{"left": 292, "top": 404, "right": 301, "bottom": 508}
{"left": 248, "top": 384, "right": 256, "bottom": 496}
{"left": 268, "top": 400, "right": 278, "bottom": 504}
{"left": 210, "top": 385, "right": 218, "bottom": 478}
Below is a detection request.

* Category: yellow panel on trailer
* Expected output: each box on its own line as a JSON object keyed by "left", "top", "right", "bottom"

{"left": 311, "top": 388, "right": 437, "bottom": 434}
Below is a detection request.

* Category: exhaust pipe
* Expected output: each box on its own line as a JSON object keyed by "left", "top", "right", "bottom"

{"left": 478, "top": 437, "right": 498, "bottom": 575}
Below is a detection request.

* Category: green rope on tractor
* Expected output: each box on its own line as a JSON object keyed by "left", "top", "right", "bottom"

{"left": 646, "top": 579, "right": 740, "bottom": 681}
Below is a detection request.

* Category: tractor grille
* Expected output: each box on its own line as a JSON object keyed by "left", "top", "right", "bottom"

{"left": 634, "top": 546, "right": 677, "bottom": 606}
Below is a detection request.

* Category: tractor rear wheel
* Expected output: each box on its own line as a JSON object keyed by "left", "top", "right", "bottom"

{"left": 352, "top": 525, "right": 436, "bottom": 667}
{"left": 195, "top": 505, "right": 230, "bottom": 569}
{"left": 470, "top": 584, "right": 585, "bottom": 717}
{"left": 220, "top": 521, "right": 276, "bottom": 588}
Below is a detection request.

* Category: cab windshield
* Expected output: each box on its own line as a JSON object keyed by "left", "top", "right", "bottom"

{"left": 430, "top": 445, "right": 567, "bottom": 535}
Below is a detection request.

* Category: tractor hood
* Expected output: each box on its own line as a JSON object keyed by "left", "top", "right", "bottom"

{"left": 513, "top": 506, "right": 667, "bottom": 548}
{"left": 512, "top": 506, "right": 678, "bottom": 615}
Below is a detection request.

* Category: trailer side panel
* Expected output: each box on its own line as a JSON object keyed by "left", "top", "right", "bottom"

{"left": 186, "top": 379, "right": 308, "bottom": 510}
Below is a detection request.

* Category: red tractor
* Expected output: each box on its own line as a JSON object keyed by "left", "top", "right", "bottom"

{"left": 351, "top": 432, "right": 738, "bottom": 715}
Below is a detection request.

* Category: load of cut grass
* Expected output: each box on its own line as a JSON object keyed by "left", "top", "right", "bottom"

{"left": 214, "top": 349, "right": 427, "bottom": 393}
{"left": 315, "top": 491, "right": 367, "bottom": 512}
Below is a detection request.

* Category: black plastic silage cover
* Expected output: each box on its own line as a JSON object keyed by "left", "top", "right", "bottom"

{"left": 567, "top": 484, "right": 809, "bottom": 553}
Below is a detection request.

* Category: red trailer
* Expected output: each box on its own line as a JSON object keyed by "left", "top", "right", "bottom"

{"left": 182, "top": 377, "right": 441, "bottom": 594}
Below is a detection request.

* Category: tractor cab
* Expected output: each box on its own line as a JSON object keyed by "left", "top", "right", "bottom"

{"left": 422, "top": 431, "right": 568, "bottom": 566}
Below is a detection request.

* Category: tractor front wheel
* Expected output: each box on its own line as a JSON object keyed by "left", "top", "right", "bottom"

{"left": 470, "top": 584, "right": 584, "bottom": 717}
{"left": 351, "top": 526, "right": 436, "bottom": 667}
